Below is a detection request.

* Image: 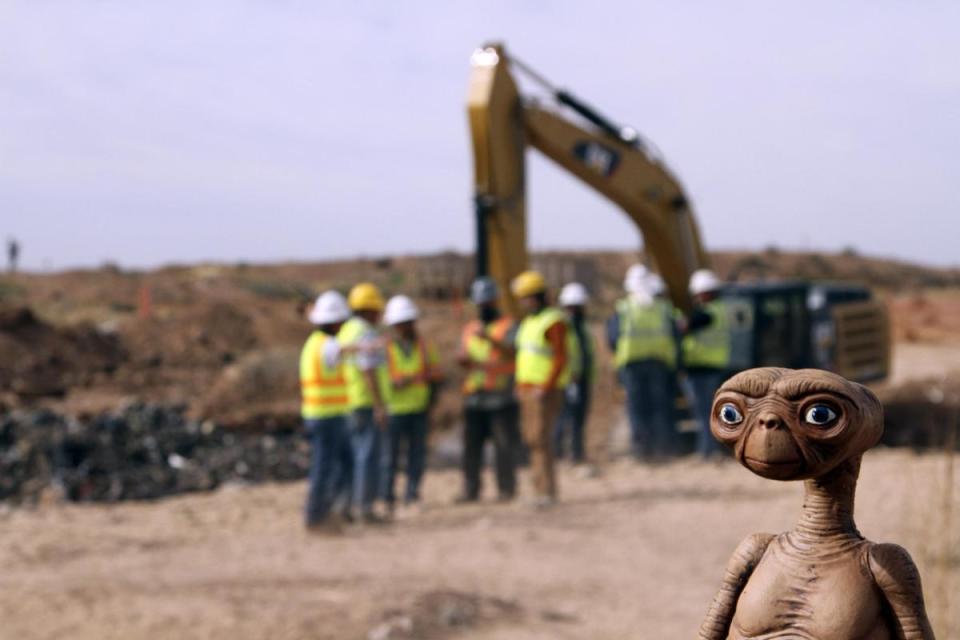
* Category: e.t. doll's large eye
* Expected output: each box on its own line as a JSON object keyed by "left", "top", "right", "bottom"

{"left": 718, "top": 403, "right": 744, "bottom": 426}
{"left": 803, "top": 404, "right": 838, "bottom": 426}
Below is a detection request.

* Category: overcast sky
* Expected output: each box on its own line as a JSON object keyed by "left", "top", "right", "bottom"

{"left": 2, "top": 1, "right": 958, "bottom": 271}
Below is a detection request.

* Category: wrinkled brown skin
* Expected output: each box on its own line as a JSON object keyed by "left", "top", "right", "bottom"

{"left": 699, "top": 368, "right": 935, "bottom": 640}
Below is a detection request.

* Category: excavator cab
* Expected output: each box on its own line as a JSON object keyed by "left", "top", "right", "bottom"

{"left": 719, "top": 282, "right": 890, "bottom": 381}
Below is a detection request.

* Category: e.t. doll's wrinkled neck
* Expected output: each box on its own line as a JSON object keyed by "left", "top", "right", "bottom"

{"left": 789, "top": 456, "right": 864, "bottom": 551}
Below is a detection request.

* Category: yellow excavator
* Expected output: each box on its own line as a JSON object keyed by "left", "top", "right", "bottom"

{"left": 466, "top": 42, "right": 890, "bottom": 383}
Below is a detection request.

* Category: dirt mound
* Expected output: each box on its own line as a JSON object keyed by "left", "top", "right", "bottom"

{"left": 2, "top": 250, "right": 959, "bottom": 441}
{"left": 714, "top": 249, "right": 960, "bottom": 291}
{"left": 0, "top": 306, "right": 124, "bottom": 401}
{"left": 888, "top": 292, "right": 960, "bottom": 343}
{"left": 196, "top": 347, "right": 300, "bottom": 429}
{"left": 120, "top": 302, "right": 258, "bottom": 369}
{"left": 879, "top": 372, "right": 960, "bottom": 448}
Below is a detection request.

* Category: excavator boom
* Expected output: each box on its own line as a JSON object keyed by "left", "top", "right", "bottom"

{"left": 467, "top": 43, "right": 709, "bottom": 312}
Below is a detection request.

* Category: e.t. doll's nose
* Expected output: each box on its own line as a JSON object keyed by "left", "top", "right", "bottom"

{"left": 757, "top": 412, "right": 785, "bottom": 430}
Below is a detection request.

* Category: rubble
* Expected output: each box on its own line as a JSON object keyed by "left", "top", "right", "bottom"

{"left": 0, "top": 403, "right": 309, "bottom": 504}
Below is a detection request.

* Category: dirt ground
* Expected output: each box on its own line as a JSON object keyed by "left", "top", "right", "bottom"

{"left": 1, "top": 448, "right": 956, "bottom": 640}
{"left": 2, "top": 252, "right": 959, "bottom": 639}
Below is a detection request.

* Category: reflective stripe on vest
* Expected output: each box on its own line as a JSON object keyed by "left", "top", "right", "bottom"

{"left": 462, "top": 317, "right": 515, "bottom": 394}
{"left": 516, "top": 307, "right": 573, "bottom": 387}
{"left": 615, "top": 298, "right": 677, "bottom": 368}
{"left": 385, "top": 339, "right": 438, "bottom": 415}
{"left": 299, "top": 331, "right": 349, "bottom": 419}
{"left": 682, "top": 299, "right": 732, "bottom": 369}
{"left": 337, "top": 316, "right": 388, "bottom": 410}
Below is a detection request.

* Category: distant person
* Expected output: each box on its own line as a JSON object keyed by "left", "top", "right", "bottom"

{"left": 7, "top": 238, "right": 19, "bottom": 273}
{"left": 380, "top": 295, "right": 442, "bottom": 516}
{"left": 299, "top": 291, "right": 353, "bottom": 534}
{"left": 512, "top": 270, "right": 573, "bottom": 507}
{"left": 457, "top": 277, "right": 519, "bottom": 503}
{"left": 606, "top": 264, "right": 677, "bottom": 461}
{"left": 338, "top": 283, "right": 389, "bottom": 524}
{"left": 553, "top": 282, "right": 594, "bottom": 464}
{"left": 680, "top": 269, "right": 732, "bottom": 459}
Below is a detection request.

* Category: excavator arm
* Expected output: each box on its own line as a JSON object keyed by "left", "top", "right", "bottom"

{"left": 467, "top": 43, "right": 710, "bottom": 313}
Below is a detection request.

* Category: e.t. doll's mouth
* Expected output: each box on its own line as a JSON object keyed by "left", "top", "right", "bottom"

{"left": 745, "top": 456, "right": 801, "bottom": 466}
{"left": 743, "top": 456, "right": 803, "bottom": 479}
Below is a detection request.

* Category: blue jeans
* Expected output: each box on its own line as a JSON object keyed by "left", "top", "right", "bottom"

{"left": 381, "top": 411, "right": 428, "bottom": 505}
{"left": 349, "top": 408, "right": 382, "bottom": 514}
{"left": 304, "top": 416, "right": 352, "bottom": 526}
{"left": 621, "top": 360, "right": 676, "bottom": 459}
{"left": 553, "top": 380, "right": 591, "bottom": 462}
{"left": 682, "top": 370, "right": 728, "bottom": 457}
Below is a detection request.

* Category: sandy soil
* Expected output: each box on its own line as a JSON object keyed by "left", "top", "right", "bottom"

{"left": 1, "top": 449, "right": 956, "bottom": 639}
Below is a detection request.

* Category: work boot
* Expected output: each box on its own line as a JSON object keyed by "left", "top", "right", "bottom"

{"left": 360, "top": 510, "right": 389, "bottom": 526}
{"left": 306, "top": 517, "right": 344, "bottom": 536}
{"left": 527, "top": 495, "right": 556, "bottom": 510}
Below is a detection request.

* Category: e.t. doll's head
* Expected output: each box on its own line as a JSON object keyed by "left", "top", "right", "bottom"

{"left": 710, "top": 368, "right": 883, "bottom": 481}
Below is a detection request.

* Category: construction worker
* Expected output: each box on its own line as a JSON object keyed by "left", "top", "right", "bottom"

{"left": 457, "top": 276, "right": 519, "bottom": 503}
{"left": 512, "top": 270, "right": 574, "bottom": 507}
{"left": 338, "top": 282, "right": 389, "bottom": 523}
{"left": 300, "top": 290, "right": 353, "bottom": 533}
{"left": 553, "top": 282, "right": 594, "bottom": 464}
{"left": 606, "top": 264, "right": 677, "bottom": 461}
{"left": 680, "top": 269, "right": 732, "bottom": 459}
{"left": 381, "top": 295, "right": 442, "bottom": 514}
{"left": 645, "top": 272, "right": 680, "bottom": 455}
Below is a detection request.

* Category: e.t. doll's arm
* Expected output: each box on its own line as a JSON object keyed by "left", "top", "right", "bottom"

{"left": 869, "top": 543, "right": 935, "bottom": 640}
{"left": 698, "top": 533, "right": 774, "bottom": 640}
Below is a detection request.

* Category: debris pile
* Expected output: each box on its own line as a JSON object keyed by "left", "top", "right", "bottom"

{"left": 0, "top": 403, "right": 309, "bottom": 504}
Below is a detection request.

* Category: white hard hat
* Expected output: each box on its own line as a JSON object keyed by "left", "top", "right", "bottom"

{"left": 383, "top": 295, "right": 419, "bottom": 326}
{"left": 309, "top": 290, "right": 350, "bottom": 325}
{"left": 689, "top": 269, "right": 722, "bottom": 296}
{"left": 558, "top": 282, "right": 589, "bottom": 306}
{"left": 646, "top": 273, "right": 666, "bottom": 297}
{"left": 624, "top": 263, "right": 649, "bottom": 294}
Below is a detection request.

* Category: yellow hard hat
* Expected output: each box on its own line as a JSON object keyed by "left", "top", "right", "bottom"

{"left": 511, "top": 270, "right": 547, "bottom": 298}
{"left": 348, "top": 282, "right": 385, "bottom": 311}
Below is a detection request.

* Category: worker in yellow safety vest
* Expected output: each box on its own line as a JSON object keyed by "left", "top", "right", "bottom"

{"left": 456, "top": 276, "right": 520, "bottom": 503}
{"left": 680, "top": 269, "right": 733, "bottom": 458}
{"left": 380, "top": 295, "right": 442, "bottom": 514}
{"left": 606, "top": 265, "right": 680, "bottom": 461}
{"left": 338, "top": 282, "right": 389, "bottom": 524}
{"left": 512, "top": 270, "right": 574, "bottom": 507}
{"left": 300, "top": 290, "right": 353, "bottom": 533}
{"left": 553, "top": 282, "right": 596, "bottom": 464}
